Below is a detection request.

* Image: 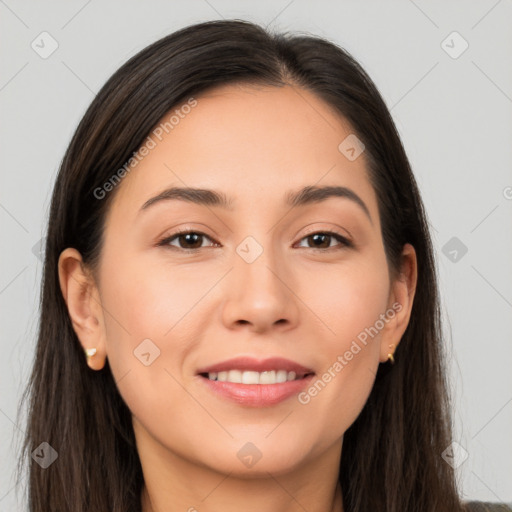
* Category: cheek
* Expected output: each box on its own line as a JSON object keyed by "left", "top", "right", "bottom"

{"left": 97, "top": 254, "right": 200, "bottom": 441}
{"left": 95, "top": 251, "right": 179, "bottom": 389}
{"left": 99, "top": 249, "right": 209, "bottom": 347}
{"left": 296, "top": 256, "right": 389, "bottom": 434}
{"left": 97, "top": 249, "right": 215, "bottom": 397}
{"left": 303, "top": 253, "right": 390, "bottom": 349}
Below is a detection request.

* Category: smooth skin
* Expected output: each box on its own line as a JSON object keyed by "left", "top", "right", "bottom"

{"left": 58, "top": 83, "right": 417, "bottom": 512}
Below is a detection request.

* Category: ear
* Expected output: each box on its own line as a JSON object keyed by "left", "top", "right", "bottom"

{"left": 379, "top": 243, "right": 418, "bottom": 363}
{"left": 58, "top": 248, "right": 107, "bottom": 371}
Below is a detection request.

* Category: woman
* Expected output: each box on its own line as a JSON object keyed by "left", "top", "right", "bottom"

{"left": 16, "top": 18, "right": 510, "bottom": 512}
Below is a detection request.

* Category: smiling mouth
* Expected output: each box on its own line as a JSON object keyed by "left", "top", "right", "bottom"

{"left": 199, "top": 369, "right": 314, "bottom": 385}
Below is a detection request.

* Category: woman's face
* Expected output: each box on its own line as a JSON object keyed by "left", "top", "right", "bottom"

{"left": 61, "top": 83, "right": 416, "bottom": 477}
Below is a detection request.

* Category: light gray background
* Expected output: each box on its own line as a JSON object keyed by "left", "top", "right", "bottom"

{"left": 1, "top": 0, "right": 511, "bottom": 509}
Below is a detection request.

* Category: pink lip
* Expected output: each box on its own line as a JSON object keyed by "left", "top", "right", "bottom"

{"left": 196, "top": 356, "right": 314, "bottom": 376}
{"left": 196, "top": 356, "right": 315, "bottom": 407}
{"left": 199, "top": 375, "right": 315, "bottom": 407}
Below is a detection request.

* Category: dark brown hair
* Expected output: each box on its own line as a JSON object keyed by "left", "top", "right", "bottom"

{"left": 16, "top": 19, "right": 465, "bottom": 511}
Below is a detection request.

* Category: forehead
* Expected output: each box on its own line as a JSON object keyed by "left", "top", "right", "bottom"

{"left": 107, "top": 83, "right": 378, "bottom": 223}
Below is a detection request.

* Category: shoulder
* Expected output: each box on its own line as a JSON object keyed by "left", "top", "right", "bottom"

{"left": 462, "top": 501, "right": 512, "bottom": 512}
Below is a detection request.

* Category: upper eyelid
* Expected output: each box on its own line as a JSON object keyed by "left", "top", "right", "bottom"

{"left": 299, "top": 225, "right": 351, "bottom": 240}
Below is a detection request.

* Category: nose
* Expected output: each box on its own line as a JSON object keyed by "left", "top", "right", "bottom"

{"left": 221, "top": 240, "right": 300, "bottom": 334}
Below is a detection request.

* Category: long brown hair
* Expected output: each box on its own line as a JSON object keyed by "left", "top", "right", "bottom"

{"left": 16, "top": 19, "right": 464, "bottom": 511}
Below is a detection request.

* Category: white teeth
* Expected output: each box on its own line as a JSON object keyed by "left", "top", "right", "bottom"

{"left": 227, "top": 370, "right": 242, "bottom": 383}
{"left": 207, "top": 369, "right": 302, "bottom": 384}
{"left": 241, "top": 371, "right": 259, "bottom": 384}
{"left": 259, "top": 370, "right": 276, "bottom": 384}
{"left": 276, "top": 370, "right": 288, "bottom": 383}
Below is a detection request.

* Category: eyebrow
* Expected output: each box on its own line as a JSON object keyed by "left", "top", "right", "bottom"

{"left": 139, "top": 185, "right": 372, "bottom": 223}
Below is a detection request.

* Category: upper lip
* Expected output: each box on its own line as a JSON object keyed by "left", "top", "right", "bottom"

{"left": 196, "top": 357, "right": 315, "bottom": 377}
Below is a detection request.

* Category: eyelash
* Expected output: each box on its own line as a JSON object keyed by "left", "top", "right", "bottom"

{"left": 156, "top": 229, "right": 353, "bottom": 252}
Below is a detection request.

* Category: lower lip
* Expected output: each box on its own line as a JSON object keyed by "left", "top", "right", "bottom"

{"left": 198, "top": 374, "right": 315, "bottom": 407}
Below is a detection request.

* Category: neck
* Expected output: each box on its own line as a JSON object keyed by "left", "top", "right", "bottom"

{"left": 138, "top": 436, "right": 344, "bottom": 512}
{"left": 142, "top": 477, "right": 343, "bottom": 512}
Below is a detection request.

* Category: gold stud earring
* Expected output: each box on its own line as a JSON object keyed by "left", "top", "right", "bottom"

{"left": 387, "top": 344, "right": 395, "bottom": 364}
{"left": 84, "top": 347, "right": 97, "bottom": 363}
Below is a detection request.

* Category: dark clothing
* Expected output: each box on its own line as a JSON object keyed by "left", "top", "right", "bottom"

{"left": 463, "top": 502, "right": 512, "bottom": 511}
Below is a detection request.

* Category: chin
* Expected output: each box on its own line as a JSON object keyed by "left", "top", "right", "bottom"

{"left": 192, "top": 436, "right": 311, "bottom": 477}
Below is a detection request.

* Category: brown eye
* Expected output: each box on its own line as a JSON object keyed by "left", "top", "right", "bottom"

{"left": 296, "top": 231, "right": 352, "bottom": 250}
{"left": 175, "top": 232, "right": 204, "bottom": 249}
{"left": 158, "top": 231, "right": 218, "bottom": 251}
